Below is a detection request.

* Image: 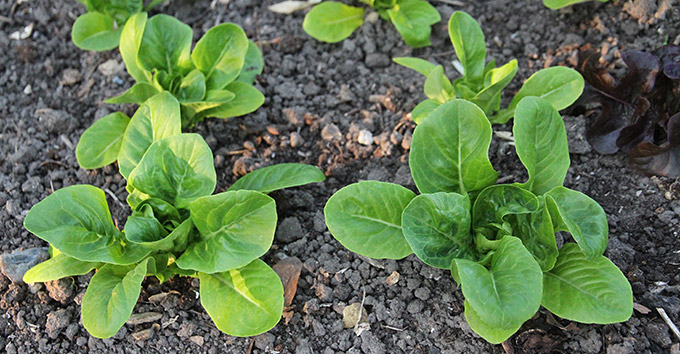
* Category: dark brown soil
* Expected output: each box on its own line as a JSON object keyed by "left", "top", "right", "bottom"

{"left": 1, "top": 0, "right": 679, "bottom": 353}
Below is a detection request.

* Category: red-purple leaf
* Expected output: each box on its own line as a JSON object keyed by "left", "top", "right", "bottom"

{"left": 630, "top": 113, "right": 680, "bottom": 177}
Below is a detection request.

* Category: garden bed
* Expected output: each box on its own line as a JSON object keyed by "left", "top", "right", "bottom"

{"left": 0, "top": 0, "right": 679, "bottom": 352}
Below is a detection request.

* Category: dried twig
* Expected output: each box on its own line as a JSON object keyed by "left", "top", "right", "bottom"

{"left": 657, "top": 307, "right": 680, "bottom": 341}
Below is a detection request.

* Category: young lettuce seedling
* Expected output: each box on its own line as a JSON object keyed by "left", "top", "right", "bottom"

{"left": 324, "top": 98, "right": 632, "bottom": 344}
{"left": 303, "top": 0, "right": 440, "bottom": 48}
{"left": 394, "top": 11, "right": 584, "bottom": 124}
{"left": 107, "top": 13, "right": 265, "bottom": 129}
{"left": 24, "top": 93, "right": 325, "bottom": 339}
{"left": 71, "top": 0, "right": 168, "bottom": 51}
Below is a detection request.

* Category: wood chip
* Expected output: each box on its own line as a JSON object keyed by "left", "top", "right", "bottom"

{"left": 272, "top": 257, "right": 303, "bottom": 307}
{"left": 131, "top": 323, "right": 160, "bottom": 341}
{"left": 633, "top": 302, "right": 651, "bottom": 314}
{"left": 385, "top": 271, "right": 400, "bottom": 286}
{"left": 127, "top": 312, "right": 162, "bottom": 325}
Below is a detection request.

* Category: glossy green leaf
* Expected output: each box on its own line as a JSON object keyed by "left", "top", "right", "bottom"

{"left": 470, "top": 60, "right": 518, "bottom": 116}
{"left": 181, "top": 89, "right": 236, "bottom": 124}
{"left": 410, "top": 100, "right": 498, "bottom": 195}
{"left": 199, "top": 259, "right": 283, "bottom": 336}
{"left": 76, "top": 112, "right": 130, "bottom": 169}
{"left": 393, "top": 57, "right": 436, "bottom": 77}
{"left": 545, "top": 187, "right": 608, "bottom": 258}
{"left": 118, "top": 92, "right": 182, "bottom": 179}
{"left": 72, "top": 12, "right": 121, "bottom": 51}
{"left": 411, "top": 98, "right": 440, "bottom": 124}
{"left": 127, "top": 217, "right": 193, "bottom": 252}
{"left": 464, "top": 299, "right": 519, "bottom": 344}
{"left": 505, "top": 198, "right": 558, "bottom": 271}
{"left": 119, "top": 12, "right": 151, "bottom": 83}
{"left": 472, "top": 184, "right": 539, "bottom": 236}
{"left": 123, "top": 204, "right": 169, "bottom": 244}
{"left": 455, "top": 236, "right": 542, "bottom": 344}
{"left": 424, "top": 66, "right": 454, "bottom": 104}
{"left": 176, "top": 69, "right": 206, "bottom": 102}
{"left": 513, "top": 96, "right": 570, "bottom": 195}
{"left": 176, "top": 190, "right": 276, "bottom": 273}
{"left": 543, "top": 0, "right": 607, "bottom": 9}
{"left": 138, "top": 14, "right": 193, "bottom": 75}
{"left": 402, "top": 192, "right": 476, "bottom": 268}
{"left": 228, "top": 163, "right": 325, "bottom": 193}
{"left": 449, "top": 11, "right": 486, "bottom": 83}
{"left": 495, "top": 66, "right": 584, "bottom": 124}
{"left": 82, "top": 258, "right": 153, "bottom": 338}
{"left": 303, "top": 2, "right": 365, "bottom": 43}
{"left": 387, "top": 0, "right": 440, "bottom": 48}
{"left": 543, "top": 243, "right": 632, "bottom": 323}
{"left": 24, "top": 185, "right": 150, "bottom": 264}
{"left": 136, "top": 198, "right": 181, "bottom": 226}
{"left": 23, "top": 253, "right": 102, "bottom": 283}
{"left": 237, "top": 40, "right": 264, "bottom": 85}
{"left": 128, "top": 133, "right": 216, "bottom": 209}
{"left": 192, "top": 23, "right": 249, "bottom": 90}
{"left": 196, "top": 81, "right": 264, "bottom": 120}
{"left": 105, "top": 82, "right": 160, "bottom": 104}
{"left": 324, "top": 181, "right": 415, "bottom": 259}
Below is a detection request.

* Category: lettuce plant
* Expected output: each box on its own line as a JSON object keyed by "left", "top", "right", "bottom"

{"left": 303, "top": 0, "right": 440, "bottom": 48}
{"left": 324, "top": 98, "right": 632, "bottom": 344}
{"left": 543, "top": 0, "right": 607, "bottom": 9}
{"left": 25, "top": 93, "right": 325, "bottom": 338}
{"left": 395, "top": 11, "right": 584, "bottom": 124}
{"left": 106, "top": 13, "right": 265, "bottom": 129}
{"left": 71, "top": 0, "right": 167, "bottom": 51}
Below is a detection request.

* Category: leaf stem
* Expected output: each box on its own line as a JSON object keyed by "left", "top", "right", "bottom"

{"left": 475, "top": 233, "right": 501, "bottom": 252}
{"left": 144, "top": 0, "right": 168, "bottom": 12}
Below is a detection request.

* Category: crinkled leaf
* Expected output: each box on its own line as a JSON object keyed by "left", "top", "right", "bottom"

{"left": 123, "top": 204, "right": 168, "bottom": 243}
{"left": 24, "top": 253, "right": 102, "bottom": 283}
{"left": 505, "top": 198, "right": 558, "bottom": 271}
{"left": 411, "top": 98, "right": 440, "bottom": 124}
{"left": 71, "top": 12, "right": 121, "bottom": 51}
{"left": 119, "top": 12, "right": 151, "bottom": 83}
{"left": 449, "top": 11, "right": 486, "bottom": 84}
{"left": 118, "top": 92, "right": 182, "bottom": 179}
{"left": 470, "top": 59, "right": 517, "bottom": 116}
{"left": 543, "top": 243, "right": 632, "bottom": 323}
{"left": 513, "top": 96, "right": 570, "bottom": 195}
{"left": 128, "top": 134, "right": 216, "bottom": 209}
{"left": 24, "top": 185, "right": 150, "bottom": 264}
{"left": 455, "top": 236, "right": 542, "bottom": 344}
{"left": 176, "top": 190, "right": 276, "bottom": 273}
{"left": 545, "top": 186, "right": 608, "bottom": 258}
{"left": 410, "top": 99, "right": 498, "bottom": 195}
{"left": 237, "top": 40, "right": 264, "bottom": 85}
{"left": 106, "top": 82, "right": 160, "bottom": 104}
{"left": 228, "top": 163, "right": 325, "bottom": 193}
{"left": 386, "top": 0, "right": 440, "bottom": 48}
{"left": 424, "top": 65, "right": 454, "bottom": 104}
{"left": 303, "top": 2, "right": 365, "bottom": 43}
{"left": 76, "top": 112, "right": 130, "bottom": 169}
{"left": 324, "top": 181, "right": 415, "bottom": 259}
{"left": 629, "top": 112, "right": 680, "bottom": 177}
{"left": 192, "top": 23, "right": 249, "bottom": 90}
{"left": 393, "top": 57, "right": 436, "bottom": 77}
{"left": 199, "top": 259, "right": 283, "bottom": 336}
{"left": 138, "top": 14, "right": 193, "bottom": 75}
{"left": 472, "top": 184, "right": 539, "bottom": 237}
{"left": 81, "top": 258, "right": 154, "bottom": 338}
{"left": 402, "top": 192, "right": 476, "bottom": 269}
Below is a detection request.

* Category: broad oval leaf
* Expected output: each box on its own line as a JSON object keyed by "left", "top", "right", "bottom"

{"left": 126, "top": 217, "right": 193, "bottom": 253}
{"left": 303, "top": 2, "right": 365, "bottom": 43}
{"left": 513, "top": 96, "right": 570, "bottom": 195}
{"left": 105, "top": 82, "right": 160, "bottom": 104}
{"left": 119, "top": 12, "right": 151, "bottom": 83}
{"left": 545, "top": 186, "right": 608, "bottom": 258}
{"left": 138, "top": 14, "right": 193, "bottom": 75}
{"left": 325, "top": 181, "right": 415, "bottom": 259}
{"left": 386, "top": 0, "right": 441, "bottom": 48}
{"left": 411, "top": 98, "right": 440, "bottom": 124}
{"left": 464, "top": 299, "right": 520, "bottom": 344}
{"left": 199, "top": 259, "right": 284, "bottom": 336}
{"left": 118, "top": 92, "right": 182, "bottom": 179}
{"left": 543, "top": 243, "right": 632, "bottom": 323}
{"left": 82, "top": 258, "right": 153, "bottom": 338}
{"left": 24, "top": 253, "right": 102, "bottom": 283}
{"left": 128, "top": 133, "right": 217, "bottom": 209}
{"left": 123, "top": 204, "right": 169, "bottom": 244}
{"left": 71, "top": 12, "right": 121, "bottom": 51}
{"left": 455, "top": 236, "right": 543, "bottom": 344}
{"left": 76, "top": 112, "right": 130, "bottom": 169}
{"left": 470, "top": 60, "right": 518, "bottom": 116}
{"left": 236, "top": 40, "right": 264, "bottom": 85}
{"left": 449, "top": 11, "right": 486, "bottom": 84}
{"left": 410, "top": 99, "right": 498, "bottom": 195}
{"left": 176, "top": 69, "right": 207, "bottom": 102}
{"left": 393, "top": 57, "right": 437, "bottom": 77}
{"left": 472, "top": 184, "right": 539, "bottom": 235}
{"left": 196, "top": 81, "right": 264, "bottom": 121}
{"left": 176, "top": 190, "right": 276, "bottom": 273}
{"left": 402, "top": 192, "right": 476, "bottom": 269}
{"left": 23, "top": 185, "right": 150, "bottom": 264}
{"left": 496, "top": 66, "right": 584, "bottom": 124}
{"left": 192, "top": 23, "right": 249, "bottom": 90}
{"left": 228, "top": 163, "right": 325, "bottom": 193}
{"left": 424, "top": 65, "right": 454, "bottom": 103}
